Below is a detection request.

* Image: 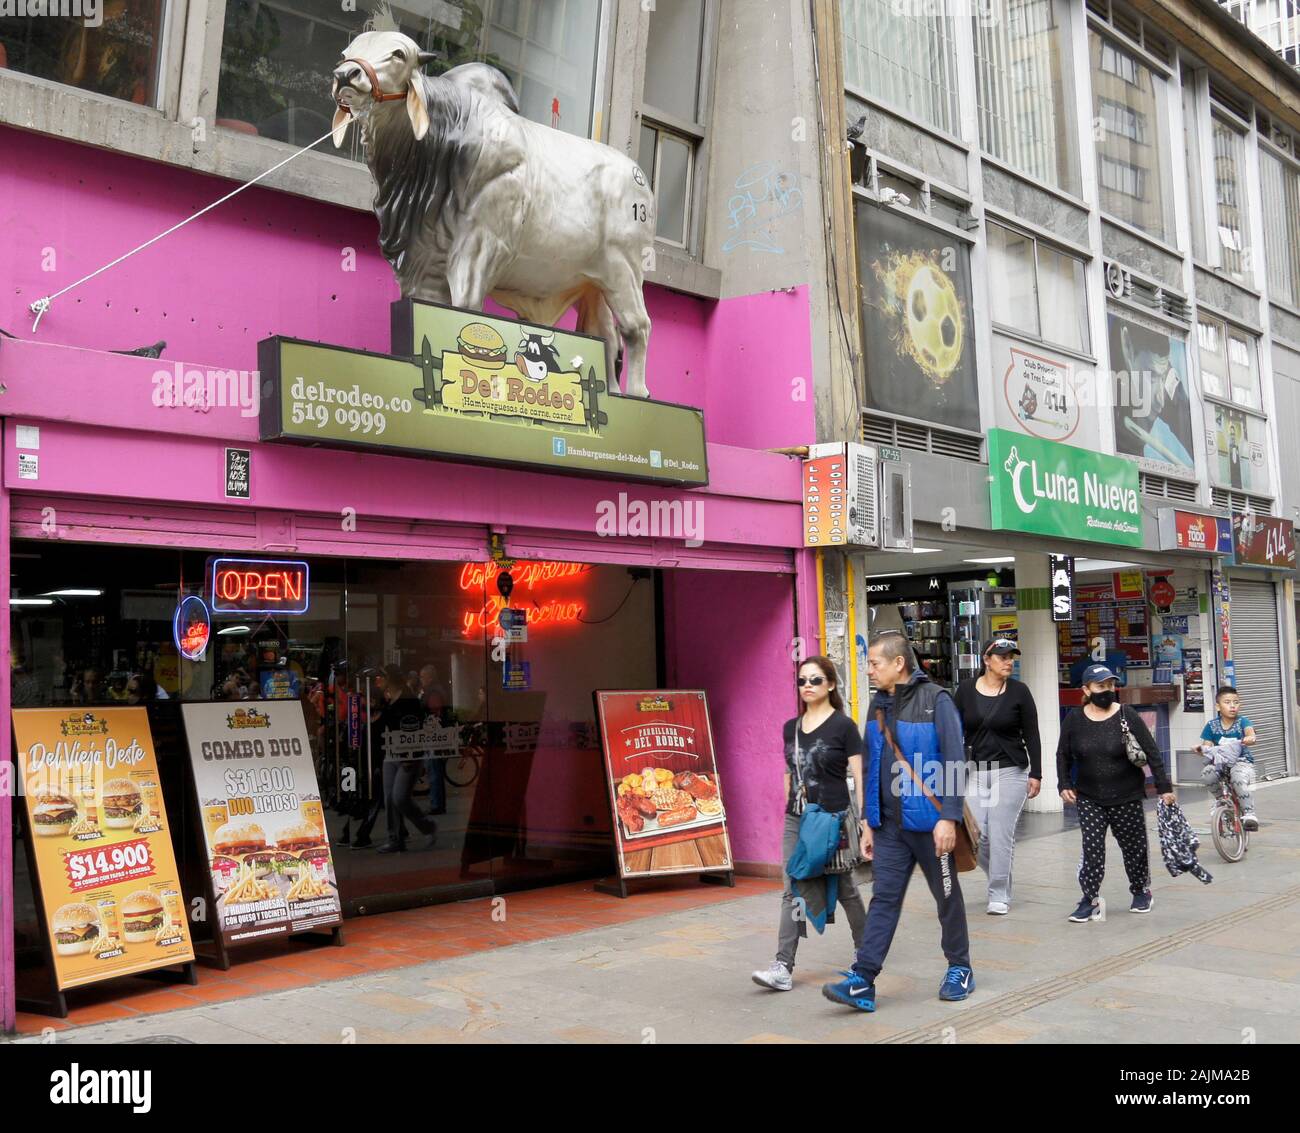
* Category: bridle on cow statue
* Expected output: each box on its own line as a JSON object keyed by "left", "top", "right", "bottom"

{"left": 339, "top": 57, "right": 408, "bottom": 103}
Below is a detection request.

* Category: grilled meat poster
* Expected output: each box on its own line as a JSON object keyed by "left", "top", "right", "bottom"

{"left": 181, "top": 701, "right": 341, "bottom": 948}
{"left": 595, "top": 690, "right": 732, "bottom": 879}
{"left": 13, "top": 707, "right": 195, "bottom": 990}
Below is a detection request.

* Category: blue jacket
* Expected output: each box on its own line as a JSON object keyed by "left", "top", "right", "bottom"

{"left": 864, "top": 670, "right": 966, "bottom": 832}
{"left": 785, "top": 804, "right": 842, "bottom": 933}
{"left": 785, "top": 804, "right": 842, "bottom": 880}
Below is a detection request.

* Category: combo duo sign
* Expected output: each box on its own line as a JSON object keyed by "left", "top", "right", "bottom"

{"left": 987, "top": 429, "right": 1142, "bottom": 547}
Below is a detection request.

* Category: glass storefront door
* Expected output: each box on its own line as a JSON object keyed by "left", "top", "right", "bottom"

{"left": 9, "top": 542, "right": 658, "bottom": 920}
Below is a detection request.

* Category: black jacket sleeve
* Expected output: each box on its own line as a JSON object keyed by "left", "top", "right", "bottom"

{"left": 1018, "top": 682, "right": 1042, "bottom": 779}
{"left": 1056, "top": 710, "right": 1076, "bottom": 792}
{"left": 1125, "top": 707, "right": 1172, "bottom": 793}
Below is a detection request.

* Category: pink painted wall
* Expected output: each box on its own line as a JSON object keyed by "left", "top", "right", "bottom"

{"left": 662, "top": 569, "right": 800, "bottom": 866}
{"left": 0, "top": 127, "right": 815, "bottom": 453}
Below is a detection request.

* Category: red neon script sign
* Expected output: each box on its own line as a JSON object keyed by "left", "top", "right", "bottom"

{"left": 209, "top": 558, "right": 310, "bottom": 614}
{"left": 458, "top": 560, "right": 588, "bottom": 637}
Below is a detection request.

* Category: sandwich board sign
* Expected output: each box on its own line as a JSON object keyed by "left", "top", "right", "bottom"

{"left": 181, "top": 700, "right": 343, "bottom": 966}
{"left": 12, "top": 707, "right": 196, "bottom": 1013}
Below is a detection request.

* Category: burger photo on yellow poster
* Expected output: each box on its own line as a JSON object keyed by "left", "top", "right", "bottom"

{"left": 13, "top": 707, "right": 196, "bottom": 990}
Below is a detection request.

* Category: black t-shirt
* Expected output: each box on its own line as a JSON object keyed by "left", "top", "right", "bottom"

{"left": 783, "top": 710, "right": 862, "bottom": 815}
{"left": 372, "top": 693, "right": 427, "bottom": 764}
{"left": 952, "top": 678, "right": 1043, "bottom": 778}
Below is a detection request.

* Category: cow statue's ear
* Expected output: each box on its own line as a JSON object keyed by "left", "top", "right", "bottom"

{"left": 332, "top": 106, "right": 351, "bottom": 149}
{"left": 406, "top": 85, "right": 430, "bottom": 141}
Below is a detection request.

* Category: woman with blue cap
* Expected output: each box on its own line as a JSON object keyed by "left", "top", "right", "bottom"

{"left": 1057, "top": 664, "right": 1174, "bottom": 922}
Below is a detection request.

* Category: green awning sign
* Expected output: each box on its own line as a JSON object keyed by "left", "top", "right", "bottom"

{"left": 987, "top": 428, "right": 1142, "bottom": 547}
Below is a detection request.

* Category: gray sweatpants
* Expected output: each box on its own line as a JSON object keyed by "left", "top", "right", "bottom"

{"left": 972, "top": 764, "right": 1028, "bottom": 906}
{"left": 1201, "top": 761, "right": 1255, "bottom": 814}
{"left": 776, "top": 812, "right": 866, "bottom": 970}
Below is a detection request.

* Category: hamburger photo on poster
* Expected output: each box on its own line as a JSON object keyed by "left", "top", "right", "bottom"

{"left": 12, "top": 707, "right": 195, "bottom": 990}
{"left": 181, "top": 701, "right": 341, "bottom": 948}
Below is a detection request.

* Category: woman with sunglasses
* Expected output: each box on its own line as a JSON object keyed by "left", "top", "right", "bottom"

{"left": 952, "top": 638, "right": 1041, "bottom": 916}
{"left": 752, "top": 656, "right": 866, "bottom": 992}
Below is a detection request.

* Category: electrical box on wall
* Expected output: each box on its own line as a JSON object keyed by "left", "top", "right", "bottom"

{"left": 878, "top": 459, "right": 913, "bottom": 550}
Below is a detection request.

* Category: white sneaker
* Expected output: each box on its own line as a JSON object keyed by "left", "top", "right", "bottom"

{"left": 751, "top": 960, "right": 793, "bottom": 991}
{"left": 1243, "top": 813, "right": 1259, "bottom": 831}
{"left": 986, "top": 902, "right": 1009, "bottom": 915}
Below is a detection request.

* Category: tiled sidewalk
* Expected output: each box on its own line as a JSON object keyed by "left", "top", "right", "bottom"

{"left": 13, "top": 875, "right": 778, "bottom": 1035}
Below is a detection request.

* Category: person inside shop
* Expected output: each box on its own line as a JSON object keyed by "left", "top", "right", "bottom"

{"left": 1195, "top": 685, "right": 1259, "bottom": 831}
{"left": 372, "top": 664, "right": 438, "bottom": 855}
{"left": 952, "top": 638, "right": 1041, "bottom": 916}
{"left": 71, "top": 667, "right": 104, "bottom": 705}
{"left": 823, "top": 632, "right": 973, "bottom": 1013}
{"left": 419, "top": 663, "right": 449, "bottom": 817}
{"left": 1057, "top": 664, "right": 1175, "bottom": 922}
{"left": 752, "top": 656, "right": 867, "bottom": 993}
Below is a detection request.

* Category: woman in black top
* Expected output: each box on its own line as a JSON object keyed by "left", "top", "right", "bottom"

{"left": 751, "top": 656, "right": 865, "bottom": 992}
{"left": 1057, "top": 664, "right": 1174, "bottom": 922}
{"left": 952, "top": 638, "right": 1041, "bottom": 916}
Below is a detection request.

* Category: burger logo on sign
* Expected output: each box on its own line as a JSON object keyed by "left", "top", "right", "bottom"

{"left": 60, "top": 713, "right": 108, "bottom": 737}
{"left": 225, "top": 707, "right": 271, "bottom": 729}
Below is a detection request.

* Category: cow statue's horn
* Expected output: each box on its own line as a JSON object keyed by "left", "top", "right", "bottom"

{"left": 417, "top": 51, "right": 437, "bottom": 68}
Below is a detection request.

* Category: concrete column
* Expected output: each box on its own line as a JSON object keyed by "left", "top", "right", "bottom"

{"left": 1016, "top": 552, "right": 1062, "bottom": 813}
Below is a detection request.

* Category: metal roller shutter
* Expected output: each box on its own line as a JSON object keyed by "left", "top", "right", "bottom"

{"left": 1229, "top": 579, "right": 1290, "bottom": 779}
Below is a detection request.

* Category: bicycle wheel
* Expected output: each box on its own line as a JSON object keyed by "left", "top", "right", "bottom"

{"left": 444, "top": 754, "right": 480, "bottom": 788}
{"left": 1211, "top": 803, "right": 1247, "bottom": 863}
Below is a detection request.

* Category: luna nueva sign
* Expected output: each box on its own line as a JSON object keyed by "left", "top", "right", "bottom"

{"left": 987, "top": 429, "right": 1142, "bottom": 547}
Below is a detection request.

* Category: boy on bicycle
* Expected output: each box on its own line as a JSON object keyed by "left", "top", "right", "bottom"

{"left": 1194, "top": 686, "right": 1258, "bottom": 831}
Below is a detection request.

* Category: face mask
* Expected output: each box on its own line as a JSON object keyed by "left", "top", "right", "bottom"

{"left": 1090, "top": 690, "right": 1117, "bottom": 709}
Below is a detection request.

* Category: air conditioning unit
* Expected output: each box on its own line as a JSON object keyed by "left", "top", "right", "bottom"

{"left": 802, "top": 442, "right": 880, "bottom": 548}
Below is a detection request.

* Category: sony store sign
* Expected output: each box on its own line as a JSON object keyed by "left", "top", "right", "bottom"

{"left": 987, "top": 429, "right": 1142, "bottom": 548}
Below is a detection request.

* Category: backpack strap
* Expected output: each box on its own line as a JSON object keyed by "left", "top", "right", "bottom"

{"left": 876, "top": 708, "right": 942, "bottom": 816}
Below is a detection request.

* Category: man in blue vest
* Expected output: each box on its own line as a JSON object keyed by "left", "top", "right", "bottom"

{"left": 823, "top": 631, "right": 973, "bottom": 1012}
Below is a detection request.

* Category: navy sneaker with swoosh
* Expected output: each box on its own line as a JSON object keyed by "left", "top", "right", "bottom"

{"left": 939, "top": 964, "right": 975, "bottom": 1001}
{"left": 822, "top": 974, "right": 876, "bottom": 1012}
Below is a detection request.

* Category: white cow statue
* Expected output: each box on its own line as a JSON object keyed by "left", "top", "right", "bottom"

{"left": 332, "top": 29, "right": 655, "bottom": 398}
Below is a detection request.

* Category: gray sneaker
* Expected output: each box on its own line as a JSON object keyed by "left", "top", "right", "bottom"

{"left": 751, "top": 960, "right": 793, "bottom": 991}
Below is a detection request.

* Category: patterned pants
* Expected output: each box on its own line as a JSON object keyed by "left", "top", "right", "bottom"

{"left": 1076, "top": 797, "right": 1150, "bottom": 901}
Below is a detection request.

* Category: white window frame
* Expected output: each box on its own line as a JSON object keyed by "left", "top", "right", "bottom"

{"left": 986, "top": 217, "right": 1093, "bottom": 357}
{"left": 1196, "top": 310, "right": 1265, "bottom": 415}
{"left": 636, "top": 0, "right": 718, "bottom": 259}
{"left": 1086, "top": 15, "right": 1178, "bottom": 250}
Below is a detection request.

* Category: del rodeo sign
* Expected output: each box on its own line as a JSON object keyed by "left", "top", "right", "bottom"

{"left": 987, "top": 428, "right": 1142, "bottom": 547}
{"left": 258, "top": 300, "right": 707, "bottom": 487}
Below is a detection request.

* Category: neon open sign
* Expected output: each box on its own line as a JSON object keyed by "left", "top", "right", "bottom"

{"left": 209, "top": 558, "right": 310, "bottom": 614}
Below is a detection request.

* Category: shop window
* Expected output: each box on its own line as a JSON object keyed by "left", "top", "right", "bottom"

{"left": 1260, "top": 148, "right": 1300, "bottom": 307}
{"left": 1182, "top": 73, "right": 1208, "bottom": 262}
{"left": 638, "top": 0, "right": 710, "bottom": 250}
{"left": 215, "top": 0, "right": 605, "bottom": 150}
{"left": 987, "top": 220, "right": 1090, "bottom": 354}
{"left": 1090, "top": 30, "right": 1173, "bottom": 243}
{"left": 0, "top": 2, "right": 166, "bottom": 106}
{"left": 8, "top": 543, "right": 656, "bottom": 911}
{"left": 1196, "top": 314, "right": 1262, "bottom": 411}
{"left": 842, "top": 0, "right": 959, "bottom": 136}
{"left": 974, "top": 0, "right": 1078, "bottom": 192}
